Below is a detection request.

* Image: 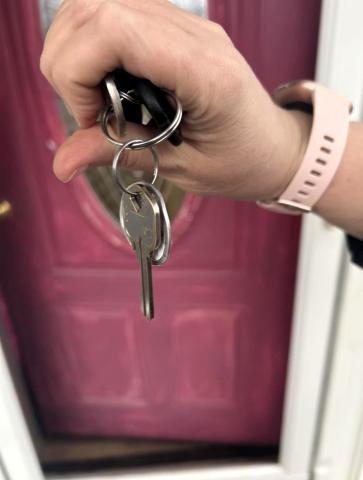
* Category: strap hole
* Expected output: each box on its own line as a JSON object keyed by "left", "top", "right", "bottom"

{"left": 321, "top": 146, "right": 331, "bottom": 154}
{"left": 316, "top": 158, "right": 327, "bottom": 165}
{"left": 324, "top": 135, "right": 334, "bottom": 142}
{"left": 311, "top": 170, "right": 321, "bottom": 176}
{"left": 298, "top": 190, "right": 308, "bottom": 196}
{"left": 304, "top": 180, "right": 315, "bottom": 187}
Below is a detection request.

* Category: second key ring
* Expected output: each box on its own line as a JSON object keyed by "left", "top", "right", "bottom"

{"left": 112, "top": 139, "right": 159, "bottom": 196}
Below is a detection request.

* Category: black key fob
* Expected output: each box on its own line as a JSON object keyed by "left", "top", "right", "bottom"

{"left": 113, "top": 69, "right": 183, "bottom": 146}
{"left": 134, "top": 77, "right": 183, "bottom": 146}
{"left": 102, "top": 71, "right": 142, "bottom": 128}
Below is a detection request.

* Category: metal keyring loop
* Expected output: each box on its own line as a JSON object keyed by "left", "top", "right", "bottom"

{"left": 101, "top": 90, "right": 183, "bottom": 150}
{"left": 103, "top": 73, "right": 127, "bottom": 135}
{"left": 120, "top": 90, "right": 141, "bottom": 104}
{"left": 112, "top": 139, "right": 159, "bottom": 196}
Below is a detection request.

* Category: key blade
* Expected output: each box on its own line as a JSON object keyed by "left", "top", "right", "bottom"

{"left": 135, "top": 238, "right": 154, "bottom": 320}
{"left": 119, "top": 185, "right": 160, "bottom": 320}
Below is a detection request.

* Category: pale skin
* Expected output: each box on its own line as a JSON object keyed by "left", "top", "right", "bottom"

{"left": 40, "top": 0, "right": 363, "bottom": 239}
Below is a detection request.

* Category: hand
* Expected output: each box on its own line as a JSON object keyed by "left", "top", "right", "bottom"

{"left": 40, "top": 0, "right": 308, "bottom": 200}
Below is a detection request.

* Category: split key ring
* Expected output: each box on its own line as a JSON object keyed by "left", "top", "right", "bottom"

{"left": 112, "top": 139, "right": 159, "bottom": 196}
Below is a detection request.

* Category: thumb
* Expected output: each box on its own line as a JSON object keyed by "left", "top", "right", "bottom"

{"left": 53, "top": 122, "right": 175, "bottom": 182}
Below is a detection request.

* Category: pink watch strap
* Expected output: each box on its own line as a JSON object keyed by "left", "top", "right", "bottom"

{"left": 261, "top": 84, "right": 351, "bottom": 213}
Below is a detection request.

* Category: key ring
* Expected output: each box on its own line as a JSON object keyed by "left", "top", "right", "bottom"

{"left": 103, "top": 73, "right": 127, "bottom": 135}
{"left": 120, "top": 90, "right": 140, "bottom": 105}
{"left": 112, "top": 139, "right": 159, "bottom": 196}
{"left": 101, "top": 90, "right": 183, "bottom": 150}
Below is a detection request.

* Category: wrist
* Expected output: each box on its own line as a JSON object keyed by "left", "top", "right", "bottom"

{"left": 257, "top": 81, "right": 352, "bottom": 214}
{"left": 312, "top": 122, "right": 363, "bottom": 239}
{"left": 264, "top": 107, "right": 312, "bottom": 201}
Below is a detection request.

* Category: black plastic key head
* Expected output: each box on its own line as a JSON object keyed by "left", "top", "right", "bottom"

{"left": 112, "top": 69, "right": 183, "bottom": 146}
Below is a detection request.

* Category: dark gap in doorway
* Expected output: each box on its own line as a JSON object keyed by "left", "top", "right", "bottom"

{"left": 42, "top": 441, "right": 278, "bottom": 474}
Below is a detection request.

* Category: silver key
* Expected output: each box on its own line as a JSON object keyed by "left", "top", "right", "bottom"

{"left": 136, "top": 182, "right": 171, "bottom": 265}
{"left": 121, "top": 181, "right": 171, "bottom": 266}
{"left": 121, "top": 185, "right": 161, "bottom": 319}
{"left": 103, "top": 73, "right": 127, "bottom": 135}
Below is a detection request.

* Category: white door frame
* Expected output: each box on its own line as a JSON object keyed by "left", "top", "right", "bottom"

{"left": 312, "top": 2, "right": 363, "bottom": 478}
{"left": 0, "top": 0, "right": 361, "bottom": 479}
{"left": 0, "top": 328, "right": 44, "bottom": 480}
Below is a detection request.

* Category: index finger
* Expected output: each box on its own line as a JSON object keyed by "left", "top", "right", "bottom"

{"left": 40, "top": 1, "right": 201, "bottom": 127}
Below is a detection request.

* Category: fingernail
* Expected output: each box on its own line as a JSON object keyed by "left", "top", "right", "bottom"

{"left": 60, "top": 166, "right": 87, "bottom": 183}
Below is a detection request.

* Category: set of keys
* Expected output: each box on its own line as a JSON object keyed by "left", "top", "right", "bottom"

{"left": 101, "top": 70, "right": 183, "bottom": 320}
{"left": 120, "top": 181, "right": 171, "bottom": 319}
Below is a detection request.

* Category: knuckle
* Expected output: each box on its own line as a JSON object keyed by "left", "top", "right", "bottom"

{"left": 65, "top": 0, "right": 101, "bottom": 29}
{"left": 59, "top": 0, "right": 71, "bottom": 11}
{"left": 51, "top": 62, "right": 66, "bottom": 87}
{"left": 60, "top": 0, "right": 72, "bottom": 7}
{"left": 51, "top": 61, "right": 79, "bottom": 98}
{"left": 92, "top": 0, "right": 119, "bottom": 30}
{"left": 208, "top": 20, "right": 228, "bottom": 37}
{"left": 39, "top": 51, "right": 50, "bottom": 78}
{"left": 223, "top": 58, "right": 245, "bottom": 89}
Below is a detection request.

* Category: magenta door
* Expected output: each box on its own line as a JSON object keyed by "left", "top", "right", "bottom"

{"left": 0, "top": 0, "right": 321, "bottom": 444}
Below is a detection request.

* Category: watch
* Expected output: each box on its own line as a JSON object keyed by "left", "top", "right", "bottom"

{"left": 258, "top": 80, "right": 352, "bottom": 214}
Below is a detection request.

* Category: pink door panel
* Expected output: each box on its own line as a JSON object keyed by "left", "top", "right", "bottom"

{"left": 0, "top": 0, "right": 321, "bottom": 443}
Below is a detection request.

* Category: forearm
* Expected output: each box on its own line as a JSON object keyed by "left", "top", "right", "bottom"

{"left": 314, "top": 122, "right": 363, "bottom": 239}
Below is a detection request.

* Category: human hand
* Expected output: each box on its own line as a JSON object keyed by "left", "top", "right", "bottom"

{"left": 40, "top": 0, "right": 309, "bottom": 200}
